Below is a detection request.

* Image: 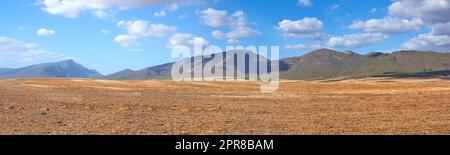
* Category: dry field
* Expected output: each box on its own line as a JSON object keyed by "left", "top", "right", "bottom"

{"left": 1, "top": 78, "right": 450, "bottom": 135}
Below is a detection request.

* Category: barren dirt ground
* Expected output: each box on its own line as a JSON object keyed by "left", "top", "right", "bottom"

{"left": 1, "top": 78, "right": 450, "bottom": 135}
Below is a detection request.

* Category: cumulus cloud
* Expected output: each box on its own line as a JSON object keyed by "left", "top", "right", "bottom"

{"left": 114, "top": 19, "right": 208, "bottom": 50}
{"left": 200, "top": 8, "right": 260, "bottom": 44}
{"left": 388, "top": 0, "right": 450, "bottom": 51}
{"left": 154, "top": 10, "right": 167, "bottom": 17}
{"left": 117, "top": 20, "right": 177, "bottom": 37}
{"left": 276, "top": 18, "right": 324, "bottom": 39}
{"left": 329, "top": 4, "right": 340, "bottom": 11}
{"left": 17, "top": 26, "right": 26, "bottom": 31}
{"left": 36, "top": 28, "right": 56, "bottom": 36}
{"left": 389, "top": 0, "right": 450, "bottom": 24}
{"left": 101, "top": 29, "right": 110, "bottom": 35}
{"left": 166, "top": 33, "right": 208, "bottom": 49}
{"left": 402, "top": 33, "right": 450, "bottom": 51}
{"left": 177, "top": 13, "right": 189, "bottom": 19}
{"left": 226, "top": 11, "right": 260, "bottom": 38}
{"left": 226, "top": 38, "right": 240, "bottom": 44}
{"left": 0, "top": 36, "right": 65, "bottom": 66}
{"left": 115, "top": 20, "right": 176, "bottom": 47}
{"left": 39, "top": 0, "right": 170, "bottom": 18}
{"left": 284, "top": 44, "right": 321, "bottom": 51}
{"left": 348, "top": 17, "right": 423, "bottom": 34}
{"left": 114, "top": 34, "right": 144, "bottom": 47}
{"left": 166, "top": 3, "right": 179, "bottom": 11}
{"left": 92, "top": 9, "right": 117, "bottom": 21}
{"left": 199, "top": 8, "right": 233, "bottom": 27}
{"left": 326, "top": 33, "right": 388, "bottom": 49}
{"left": 154, "top": 3, "right": 178, "bottom": 17}
{"left": 431, "top": 22, "right": 450, "bottom": 35}
{"left": 298, "top": 0, "right": 312, "bottom": 7}
{"left": 211, "top": 30, "right": 225, "bottom": 40}
{"left": 225, "top": 26, "right": 260, "bottom": 39}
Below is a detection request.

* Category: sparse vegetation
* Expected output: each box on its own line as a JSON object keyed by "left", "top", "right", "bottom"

{"left": 1, "top": 78, "right": 450, "bottom": 135}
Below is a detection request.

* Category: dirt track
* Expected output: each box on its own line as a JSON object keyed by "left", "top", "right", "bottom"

{"left": 1, "top": 78, "right": 450, "bottom": 135}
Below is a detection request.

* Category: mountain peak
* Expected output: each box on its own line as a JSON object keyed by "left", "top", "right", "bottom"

{"left": 311, "top": 48, "right": 337, "bottom": 53}
{"left": 58, "top": 59, "right": 76, "bottom": 64}
{"left": 61, "top": 59, "right": 75, "bottom": 62}
{"left": 344, "top": 50, "right": 359, "bottom": 55}
{"left": 53, "top": 59, "right": 80, "bottom": 69}
{"left": 367, "top": 52, "right": 386, "bottom": 57}
{"left": 0, "top": 59, "right": 102, "bottom": 78}
{"left": 281, "top": 49, "right": 450, "bottom": 80}
{"left": 122, "top": 69, "right": 135, "bottom": 72}
{"left": 304, "top": 48, "right": 341, "bottom": 57}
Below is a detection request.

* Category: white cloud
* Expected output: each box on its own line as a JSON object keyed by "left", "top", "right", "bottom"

{"left": 166, "top": 3, "right": 179, "bottom": 11}
{"left": 329, "top": 4, "right": 340, "bottom": 11}
{"left": 115, "top": 20, "right": 176, "bottom": 47}
{"left": 276, "top": 18, "right": 324, "bottom": 39}
{"left": 285, "top": 44, "right": 321, "bottom": 51}
{"left": 402, "top": 33, "right": 450, "bottom": 52}
{"left": 40, "top": 0, "right": 170, "bottom": 18}
{"left": 326, "top": 33, "right": 388, "bottom": 49}
{"left": 114, "top": 34, "right": 144, "bottom": 47}
{"left": 0, "top": 36, "right": 65, "bottom": 66}
{"left": 369, "top": 8, "right": 377, "bottom": 14}
{"left": 166, "top": 33, "right": 208, "bottom": 49}
{"left": 92, "top": 9, "right": 117, "bottom": 21}
{"left": 388, "top": 0, "right": 450, "bottom": 51}
{"left": 431, "top": 22, "right": 450, "bottom": 35}
{"left": 225, "top": 11, "right": 260, "bottom": 38}
{"left": 36, "top": 28, "right": 56, "bottom": 36}
{"left": 226, "top": 38, "right": 240, "bottom": 44}
{"left": 226, "top": 26, "right": 260, "bottom": 39}
{"left": 199, "top": 8, "right": 232, "bottom": 27}
{"left": 298, "top": 0, "right": 312, "bottom": 7}
{"left": 389, "top": 0, "right": 450, "bottom": 24}
{"left": 17, "top": 26, "right": 26, "bottom": 31}
{"left": 101, "top": 29, "right": 110, "bottom": 35}
{"left": 211, "top": 30, "right": 225, "bottom": 39}
{"left": 348, "top": 17, "right": 423, "bottom": 34}
{"left": 200, "top": 8, "right": 260, "bottom": 44}
{"left": 117, "top": 20, "right": 177, "bottom": 37}
{"left": 178, "top": 13, "right": 189, "bottom": 19}
{"left": 129, "top": 48, "right": 143, "bottom": 52}
{"left": 154, "top": 10, "right": 167, "bottom": 17}
{"left": 154, "top": 3, "right": 178, "bottom": 17}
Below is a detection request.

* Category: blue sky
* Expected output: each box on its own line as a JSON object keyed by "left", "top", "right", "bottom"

{"left": 1, "top": 0, "right": 449, "bottom": 74}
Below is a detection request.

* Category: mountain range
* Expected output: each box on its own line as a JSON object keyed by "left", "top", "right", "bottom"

{"left": 0, "top": 59, "right": 102, "bottom": 78}
{"left": 102, "top": 50, "right": 277, "bottom": 80}
{"left": 103, "top": 48, "right": 450, "bottom": 80}
{"left": 1, "top": 49, "right": 450, "bottom": 80}
{"left": 280, "top": 49, "right": 450, "bottom": 80}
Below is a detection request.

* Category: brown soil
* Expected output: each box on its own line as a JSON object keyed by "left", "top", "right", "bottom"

{"left": 1, "top": 78, "right": 450, "bottom": 135}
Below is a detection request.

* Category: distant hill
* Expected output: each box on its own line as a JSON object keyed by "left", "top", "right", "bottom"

{"left": 280, "top": 48, "right": 450, "bottom": 80}
{"left": 102, "top": 62, "right": 174, "bottom": 80}
{"left": 4, "top": 49, "right": 448, "bottom": 80}
{"left": 101, "top": 50, "right": 274, "bottom": 80}
{"left": 0, "top": 68, "right": 13, "bottom": 74}
{"left": 0, "top": 59, "right": 102, "bottom": 78}
{"left": 103, "top": 48, "right": 450, "bottom": 80}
